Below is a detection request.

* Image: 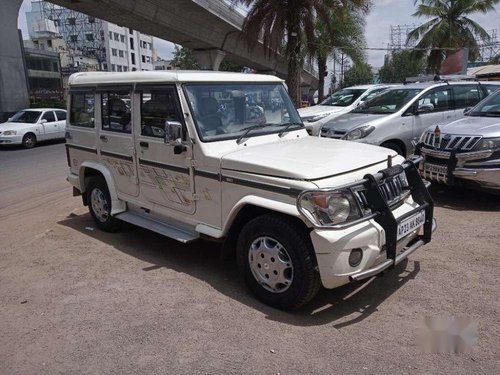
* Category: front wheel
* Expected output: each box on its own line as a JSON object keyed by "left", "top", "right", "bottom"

{"left": 22, "top": 133, "right": 37, "bottom": 149}
{"left": 237, "top": 214, "right": 321, "bottom": 310}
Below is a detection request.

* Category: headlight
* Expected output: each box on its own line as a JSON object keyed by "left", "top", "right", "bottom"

{"left": 474, "top": 137, "right": 500, "bottom": 150}
{"left": 342, "top": 125, "right": 375, "bottom": 140}
{"left": 297, "top": 189, "right": 362, "bottom": 227}
{"left": 2, "top": 130, "right": 17, "bottom": 135}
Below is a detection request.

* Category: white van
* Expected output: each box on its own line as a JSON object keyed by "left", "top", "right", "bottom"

{"left": 65, "top": 71, "right": 436, "bottom": 310}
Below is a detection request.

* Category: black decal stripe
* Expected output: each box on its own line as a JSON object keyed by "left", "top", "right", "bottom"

{"left": 66, "top": 143, "right": 97, "bottom": 154}
{"left": 100, "top": 150, "right": 133, "bottom": 162}
{"left": 194, "top": 170, "right": 220, "bottom": 180}
{"left": 222, "top": 176, "right": 303, "bottom": 197}
{"left": 139, "top": 159, "right": 189, "bottom": 174}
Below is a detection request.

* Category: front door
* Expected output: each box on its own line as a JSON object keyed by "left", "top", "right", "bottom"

{"left": 412, "top": 87, "right": 451, "bottom": 139}
{"left": 135, "top": 85, "right": 195, "bottom": 214}
{"left": 97, "top": 88, "right": 139, "bottom": 197}
{"left": 54, "top": 110, "right": 67, "bottom": 138}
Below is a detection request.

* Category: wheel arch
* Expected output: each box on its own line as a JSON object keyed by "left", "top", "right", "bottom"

{"left": 79, "top": 161, "right": 126, "bottom": 215}
{"left": 381, "top": 139, "right": 407, "bottom": 157}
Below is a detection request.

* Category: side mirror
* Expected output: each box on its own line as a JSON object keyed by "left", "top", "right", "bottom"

{"left": 7, "top": 117, "right": 12, "bottom": 121}
{"left": 40, "top": 119, "right": 47, "bottom": 124}
{"left": 164, "top": 120, "right": 182, "bottom": 145}
{"left": 416, "top": 103, "right": 434, "bottom": 114}
{"left": 463, "top": 107, "right": 472, "bottom": 115}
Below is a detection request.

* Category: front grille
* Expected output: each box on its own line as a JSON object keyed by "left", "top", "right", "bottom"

{"left": 356, "top": 173, "right": 408, "bottom": 208}
{"left": 422, "top": 131, "right": 481, "bottom": 151}
{"left": 320, "top": 128, "right": 346, "bottom": 139}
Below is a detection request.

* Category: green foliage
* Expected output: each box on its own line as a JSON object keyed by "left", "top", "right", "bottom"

{"left": 408, "top": 0, "right": 500, "bottom": 72}
{"left": 171, "top": 46, "right": 199, "bottom": 70}
{"left": 342, "top": 62, "right": 374, "bottom": 87}
{"left": 219, "top": 60, "right": 245, "bottom": 72}
{"left": 379, "top": 50, "right": 426, "bottom": 83}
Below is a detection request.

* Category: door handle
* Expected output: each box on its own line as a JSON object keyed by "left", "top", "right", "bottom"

{"left": 139, "top": 141, "right": 149, "bottom": 148}
{"left": 100, "top": 135, "right": 108, "bottom": 142}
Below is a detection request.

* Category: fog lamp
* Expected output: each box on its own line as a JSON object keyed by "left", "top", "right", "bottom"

{"left": 349, "top": 248, "right": 363, "bottom": 267}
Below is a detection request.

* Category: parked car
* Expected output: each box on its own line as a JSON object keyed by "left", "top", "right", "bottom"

{"left": 416, "top": 87, "right": 500, "bottom": 193}
{"left": 320, "top": 81, "right": 500, "bottom": 157}
{"left": 0, "top": 108, "right": 67, "bottom": 148}
{"left": 66, "top": 71, "right": 436, "bottom": 310}
{"left": 298, "top": 84, "right": 393, "bottom": 136}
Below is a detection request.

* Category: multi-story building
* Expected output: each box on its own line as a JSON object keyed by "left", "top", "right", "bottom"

{"left": 25, "top": 1, "right": 154, "bottom": 73}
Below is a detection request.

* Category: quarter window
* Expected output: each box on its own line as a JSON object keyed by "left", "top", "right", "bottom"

{"left": 140, "top": 87, "right": 183, "bottom": 138}
{"left": 101, "top": 91, "right": 132, "bottom": 133}
{"left": 70, "top": 92, "right": 95, "bottom": 128}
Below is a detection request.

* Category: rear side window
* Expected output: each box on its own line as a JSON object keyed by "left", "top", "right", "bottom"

{"left": 101, "top": 91, "right": 132, "bottom": 134}
{"left": 452, "top": 85, "right": 481, "bottom": 108}
{"left": 70, "top": 92, "right": 95, "bottom": 128}
{"left": 55, "top": 110, "right": 67, "bottom": 121}
{"left": 140, "top": 87, "right": 183, "bottom": 139}
{"left": 483, "top": 84, "right": 500, "bottom": 95}
{"left": 42, "top": 111, "right": 56, "bottom": 122}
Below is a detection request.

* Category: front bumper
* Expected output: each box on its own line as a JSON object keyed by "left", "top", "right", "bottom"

{"left": 416, "top": 145, "right": 500, "bottom": 190}
{"left": 0, "top": 134, "right": 23, "bottom": 145}
{"left": 309, "top": 158, "right": 435, "bottom": 289}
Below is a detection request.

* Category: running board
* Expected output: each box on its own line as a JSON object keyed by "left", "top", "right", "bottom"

{"left": 115, "top": 212, "right": 199, "bottom": 243}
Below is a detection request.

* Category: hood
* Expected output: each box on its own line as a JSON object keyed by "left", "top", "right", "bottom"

{"left": 321, "top": 113, "right": 386, "bottom": 132}
{"left": 298, "top": 105, "right": 346, "bottom": 118}
{"left": 221, "top": 136, "right": 397, "bottom": 180}
{"left": 435, "top": 116, "right": 500, "bottom": 136}
{"left": 0, "top": 122, "right": 33, "bottom": 131}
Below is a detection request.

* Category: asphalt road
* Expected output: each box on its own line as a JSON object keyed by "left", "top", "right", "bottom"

{"left": 0, "top": 142, "right": 499, "bottom": 374}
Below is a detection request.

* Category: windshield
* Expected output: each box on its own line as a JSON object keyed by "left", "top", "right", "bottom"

{"left": 353, "top": 88, "right": 423, "bottom": 114}
{"left": 320, "top": 88, "right": 366, "bottom": 107}
{"left": 9, "top": 111, "right": 42, "bottom": 123}
{"left": 469, "top": 90, "right": 500, "bottom": 117}
{"left": 184, "top": 83, "right": 302, "bottom": 142}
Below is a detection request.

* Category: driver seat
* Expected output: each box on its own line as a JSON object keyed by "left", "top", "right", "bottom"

{"left": 198, "top": 97, "right": 222, "bottom": 132}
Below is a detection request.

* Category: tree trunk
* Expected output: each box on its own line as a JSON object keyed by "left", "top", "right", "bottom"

{"left": 317, "top": 53, "right": 327, "bottom": 103}
{"left": 286, "top": 9, "right": 302, "bottom": 107}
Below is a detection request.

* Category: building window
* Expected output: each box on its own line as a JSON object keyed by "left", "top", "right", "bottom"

{"left": 131, "top": 53, "right": 135, "bottom": 65}
{"left": 70, "top": 92, "right": 95, "bottom": 128}
{"left": 117, "top": 65, "right": 123, "bottom": 72}
{"left": 146, "top": 56, "right": 151, "bottom": 63}
{"left": 68, "top": 17, "right": 76, "bottom": 26}
{"left": 85, "top": 33, "right": 94, "bottom": 41}
{"left": 120, "top": 34, "right": 125, "bottom": 43}
{"left": 54, "top": 19, "right": 60, "bottom": 26}
{"left": 52, "top": 62, "right": 59, "bottom": 72}
{"left": 148, "top": 42, "right": 152, "bottom": 50}
{"left": 114, "top": 32, "right": 119, "bottom": 41}
{"left": 112, "top": 48, "right": 117, "bottom": 56}
{"left": 129, "top": 28, "right": 133, "bottom": 34}
{"left": 118, "top": 50, "right": 124, "bottom": 58}
{"left": 70, "top": 35, "right": 78, "bottom": 43}
{"left": 123, "top": 66, "right": 128, "bottom": 72}
{"left": 142, "top": 55, "right": 146, "bottom": 63}
{"left": 109, "top": 31, "right": 113, "bottom": 39}
{"left": 47, "top": 39, "right": 52, "bottom": 48}
{"left": 88, "top": 16, "right": 95, "bottom": 23}
{"left": 129, "top": 37, "right": 134, "bottom": 50}
{"left": 111, "top": 64, "right": 116, "bottom": 72}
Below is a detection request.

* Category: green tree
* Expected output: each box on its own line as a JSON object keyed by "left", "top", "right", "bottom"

{"left": 407, "top": 0, "right": 500, "bottom": 72}
{"left": 342, "top": 62, "right": 373, "bottom": 87}
{"left": 379, "top": 50, "right": 426, "bottom": 83}
{"left": 237, "top": 0, "right": 369, "bottom": 106}
{"left": 171, "top": 46, "right": 199, "bottom": 70}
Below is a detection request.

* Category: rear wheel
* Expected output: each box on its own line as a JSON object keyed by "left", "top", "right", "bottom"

{"left": 86, "top": 176, "right": 121, "bottom": 232}
{"left": 237, "top": 214, "right": 321, "bottom": 310}
{"left": 381, "top": 141, "right": 404, "bottom": 156}
{"left": 22, "top": 133, "right": 37, "bottom": 149}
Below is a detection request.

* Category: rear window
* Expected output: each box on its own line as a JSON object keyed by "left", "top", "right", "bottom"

{"left": 70, "top": 92, "right": 95, "bottom": 128}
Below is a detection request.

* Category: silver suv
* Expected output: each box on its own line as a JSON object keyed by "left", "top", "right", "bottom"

{"left": 320, "top": 81, "right": 500, "bottom": 156}
{"left": 416, "top": 88, "right": 500, "bottom": 193}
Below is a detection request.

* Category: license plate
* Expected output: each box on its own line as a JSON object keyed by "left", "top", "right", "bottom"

{"left": 397, "top": 210, "right": 426, "bottom": 241}
{"left": 424, "top": 163, "right": 448, "bottom": 175}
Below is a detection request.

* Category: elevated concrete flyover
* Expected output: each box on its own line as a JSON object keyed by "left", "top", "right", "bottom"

{"left": 49, "top": 0, "right": 318, "bottom": 88}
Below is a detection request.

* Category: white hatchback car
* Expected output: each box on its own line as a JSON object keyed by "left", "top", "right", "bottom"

{"left": 298, "top": 85, "right": 393, "bottom": 136}
{"left": 0, "top": 108, "right": 67, "bottom": 148}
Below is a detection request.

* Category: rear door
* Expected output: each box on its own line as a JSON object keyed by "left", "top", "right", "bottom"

{"left": 135, "top": 85, "right": 195, "bottom": 214}
{"left": 450, "top": 84, "right": 482, "bottom": 119}
{"left": 54, "top": 110, "right": 67, "bottom": 138}
{"left": 97, "top": 87, "right": 139, "bottom": 197}
{"left": 40, "top": 111, "right": 59, "bottom": 139}
{"left": 411, "top": 87, "right": 451, "bottom": 139}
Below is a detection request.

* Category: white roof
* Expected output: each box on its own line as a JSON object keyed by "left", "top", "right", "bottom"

{"left": 68, "top": 71, "right": 284, "bottom": 87}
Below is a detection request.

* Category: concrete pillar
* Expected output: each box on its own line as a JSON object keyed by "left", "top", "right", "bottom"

{"left": 0, "top": 0, "right": 29, "bottom": 121}
{"left": 192, "top": 49, "right": 226, "bottom": 71}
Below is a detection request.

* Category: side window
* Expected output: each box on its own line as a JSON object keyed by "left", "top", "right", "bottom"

{"left": 452, "top": 85, "right": 481, "bottom": 108}
{"left": 140, "top": 87, "right": 183, "bottom": 139}
{"left": 70, "top": 92, "right": 95, "bottom": 128}
{"left": 55, "top": 110, "right": 67, "bottom": 121}
{"left": 418, "top": 88, "right": 451, "bottom": 112}
{"left": 42, "top": 111, "right": 56, "bottom": 122}
{"left": 484, "top": 84, "right": 500, "bottom": 96}
{"left": 101, "top": 91, "right": 132, "bottom": 134}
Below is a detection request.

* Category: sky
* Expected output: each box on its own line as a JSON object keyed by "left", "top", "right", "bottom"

{"left": 17, "top": 0, "right": 500, "bottom": 69}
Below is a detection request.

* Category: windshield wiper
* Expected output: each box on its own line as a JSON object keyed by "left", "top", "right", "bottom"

{"left": 236, "top": 124, "right": 267, "bottom": 144}
{"left": 278, "top": 122, "right": 304, "bottom": 137}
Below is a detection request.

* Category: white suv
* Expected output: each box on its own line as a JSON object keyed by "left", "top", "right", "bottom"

{"left": 298, "top": 85, "right": 393, "bottom": 136}
{"left": 66, "top": 71, "right": 436, "bottom": 310}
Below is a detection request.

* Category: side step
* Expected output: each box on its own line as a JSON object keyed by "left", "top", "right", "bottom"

{"left": 115, "top": 212, "right": 199, "bottom": 243}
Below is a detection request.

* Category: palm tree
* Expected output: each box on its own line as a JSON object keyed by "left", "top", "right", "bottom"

{"left": 237, "top": 0, "right": 369, "bottom": 106}
{"left": 407, "top": 0, "right": 500, "bottom": 72}
{"left": 312, "top": 4, "right": 368, "bottom": 102}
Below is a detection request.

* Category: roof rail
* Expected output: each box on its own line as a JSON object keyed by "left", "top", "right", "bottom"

{"left": 403, "top": 74, "right": 476, "bottom": 84}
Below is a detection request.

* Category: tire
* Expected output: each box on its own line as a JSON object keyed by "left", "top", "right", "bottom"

{"left": 381, "top": 141, "right": 404, "bottom": 156}
{"left": 237, "top": 214, "right": 321, "bottom": 310}
{"left": 86, "top": 176, "right": 121, "bottom": 232}
{"left": 22, "top": 133, "right": 37, "bottom": 149}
